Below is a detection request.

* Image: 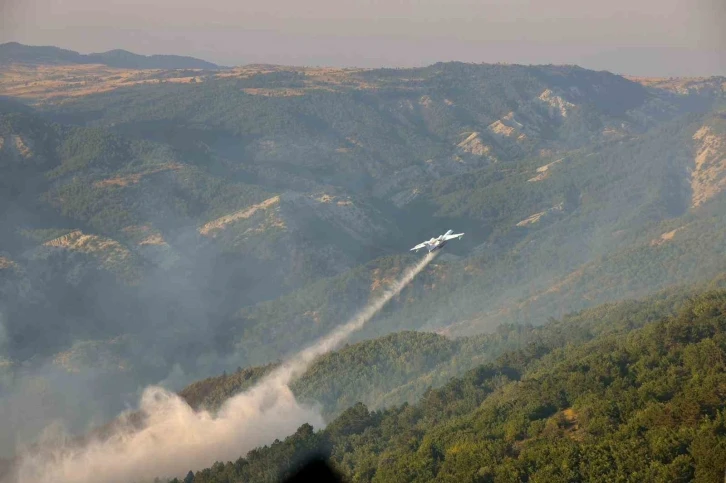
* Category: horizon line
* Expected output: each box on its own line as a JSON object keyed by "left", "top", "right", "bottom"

{"left": 2, "top": 40, "right": 725, "bottom": 79}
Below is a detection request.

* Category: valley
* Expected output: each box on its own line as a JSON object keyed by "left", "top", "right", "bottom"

{"left": 1, "top": 40, "right": 726, "bottom": 482}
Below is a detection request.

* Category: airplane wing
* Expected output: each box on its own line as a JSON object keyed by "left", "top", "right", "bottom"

{"left": 410, "top": 242, "right": 428, "bottom": 252}
{"left": 442, "top": 232, "right": 464, "bottom": 241}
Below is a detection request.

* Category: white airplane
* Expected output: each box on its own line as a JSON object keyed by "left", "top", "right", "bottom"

{"left": 410, "top": 229, "right": 464, "bottom": 253}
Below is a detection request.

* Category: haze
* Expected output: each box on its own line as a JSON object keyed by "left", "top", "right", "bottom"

{"left": 1, "top": 0, "right": 724, "bottom": 76}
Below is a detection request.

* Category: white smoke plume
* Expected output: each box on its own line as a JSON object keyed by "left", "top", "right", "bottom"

{"left": 267, "top": 251, "right": 438, "bottom": 387}
{"left": 8, "top": 252, "right": 437, "bottom": 483}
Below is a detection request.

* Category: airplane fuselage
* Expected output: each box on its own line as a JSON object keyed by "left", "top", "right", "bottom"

{"left": 411, "top": 229, "right": 463, "bottom": 253}
{"left": 427, "top": 239, "right": 447, "bottom": 252}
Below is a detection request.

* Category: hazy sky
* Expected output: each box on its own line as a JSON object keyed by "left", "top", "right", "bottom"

{"left": 1, "top": 0, "right": 724, "bottom": 76}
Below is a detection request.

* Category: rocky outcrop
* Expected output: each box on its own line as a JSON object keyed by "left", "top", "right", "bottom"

{"left": 0, "top": 134, "right": 41, "bottom": 164}
{"left": 487, "top": 112, "right": 528, "bottom": 142}
{"left": 691, "top": 125, "right": 726, "bottom": 208}
{"left": 537, "top": 89, "right": 576, "bottom": 118}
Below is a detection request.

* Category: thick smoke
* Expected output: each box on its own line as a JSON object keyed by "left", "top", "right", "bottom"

{"left": 8, "top": 252, "right": 437, "bottom": 483}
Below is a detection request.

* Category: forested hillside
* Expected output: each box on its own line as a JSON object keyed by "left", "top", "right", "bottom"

{"left": 1, "top": 55, "right": 725, "bottom": 451}
{"left": 174, "top": 286, "right": 726, "bottom": 483}
{"left": 180, "top": 279, "right": 710, "bottom": 421}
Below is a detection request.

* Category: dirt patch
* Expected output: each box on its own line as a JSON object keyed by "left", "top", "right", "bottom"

{"left": 488, "top": 120, "right": 516, "bottom": 137}
{"left": 0, "top": 256, "right": 17, "bottom": 270}
{"left": 536, "top": 158, "right": 564, "bottom": 174}
{"left": 457, "top": 132, "right": 492, "bottom": 156}
{"left": 199, "top": 196, "right": 281, "bottom": 237}
{"left": 516, "top": 211, "right": 547, "bottom": 227}
{"left": 528, "top": 158, "right": 564, "bottom": 182}
{"left": 239, "top": 208, "right": 287, "bottom": 236}
{"left": 650, "top": 225, "right": 687, "bottom": 246}
{"left": 313, "top": 193, "right": 353, "bottom": 206}
{"left": 0, "top": 63, "right": 200, "bottom": 102}
{"left": 625, "top": 76, "right": 726, "bottom": 95}
{"left": 43, "top": 230, "right": 133, "bottom": 271}
{"left": 516, "top": 203, "right": 563, "bottom": 227}
{"left": 139, "top": 233, "right": 167, "bottom": 246}
{"left": 242, "top": 87, "right": 306, "bottom": 97}
{"left": 93, "top": 163, "right": 182, "bottom": 189}
{"left": 0, "top": 62, "right": 387, "bottom": 105}
{"left": 560, "top": 408, "right": 585, "bottom": 441}
{"left": 562, "top": 408, "right": 575, "bottom": 420}
{"left": 95, "top": 173, "right": 145, "bottom": 188}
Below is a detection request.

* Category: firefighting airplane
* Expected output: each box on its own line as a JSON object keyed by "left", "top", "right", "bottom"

{"left": 410, "top": 230, "right": 464, "bottom": 253}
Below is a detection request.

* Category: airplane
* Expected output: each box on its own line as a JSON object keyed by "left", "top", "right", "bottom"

{"left": 410, "top": 229, "right": 464, "bottom": 253}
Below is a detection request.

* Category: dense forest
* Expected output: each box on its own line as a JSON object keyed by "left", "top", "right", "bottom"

{"left": 171, "top": 286, "right": 726, "bottom": 483}
{"left": 181, "top": 278, "right": 717, "bottom": 420}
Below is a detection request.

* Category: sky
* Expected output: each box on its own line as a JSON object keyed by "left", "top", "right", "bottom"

{"left": 1, "top": 0, "right": 725, "bottom": 76}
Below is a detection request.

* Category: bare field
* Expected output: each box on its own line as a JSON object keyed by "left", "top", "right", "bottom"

{"left": 0, "top": 64, "right": 167, "bottom": 101}
{"left": 625, "top": 75, "right": 726, "bottom": 95}
{"left": 0, "top": 62, "right": 383, "bottom": 103}
{"left": 0, "top": 63, "right": 219, "bottom": 103}
{"left": 1, "top": 62, "right": 724, "bottom": 105}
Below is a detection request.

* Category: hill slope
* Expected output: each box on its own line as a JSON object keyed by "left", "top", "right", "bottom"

{"left": 177, "top": 287, "right": 726, "bottom": 483}
{"left": 179, "top": 281, "right": 704, "bottom": 421}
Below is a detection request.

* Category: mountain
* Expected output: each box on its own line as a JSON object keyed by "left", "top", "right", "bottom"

{"left": 0, "top": 42, "right": 84, "bottom": 65}
{"left": 179, "top": 280, "right": 705, "bottom": 421}
{"left": 1, "top": 54, "right": 726, "bottom": 455}
{"left": 134, "top": 284, "right": 726, "bottom": 482}
{"left": 0, "top": 42, "right": 220, "bottom": 70}
{"left": 2, "top": 279, "right": 724, "bottom": 483}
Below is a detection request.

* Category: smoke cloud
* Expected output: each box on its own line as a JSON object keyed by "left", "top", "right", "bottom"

{"left": 7, "top": 252, "right": 437, "bottom": 483}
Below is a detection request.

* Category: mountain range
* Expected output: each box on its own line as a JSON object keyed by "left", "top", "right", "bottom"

{"left": 0, "top": 43, "right": 725, "bottom": 478}
{"left": 0, "top": 42, "right": 221, "bottom": 70}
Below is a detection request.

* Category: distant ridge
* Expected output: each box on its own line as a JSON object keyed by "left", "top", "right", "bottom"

{"left": 0, "top": 42, "right": 221, "bottom": 70}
